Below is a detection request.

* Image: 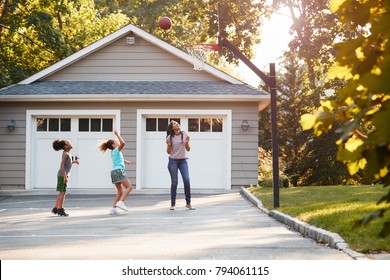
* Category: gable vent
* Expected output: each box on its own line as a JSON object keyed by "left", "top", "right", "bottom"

{"left": 126, "top": 37, "right": 135, "bottom": 44}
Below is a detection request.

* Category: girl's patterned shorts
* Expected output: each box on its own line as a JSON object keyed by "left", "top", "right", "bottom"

{"left": 111, "top": 169, "right": 127, "bottom": 184}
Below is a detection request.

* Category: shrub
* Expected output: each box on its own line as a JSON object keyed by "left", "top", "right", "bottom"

{"left": 258, "top": 175, "right": 290, "bottom": 188}
{"left": 258, "top": 177, "right": 273, "bottom": 188}
{"left": 280, "top": 174, "right": 290, "bottom": 188}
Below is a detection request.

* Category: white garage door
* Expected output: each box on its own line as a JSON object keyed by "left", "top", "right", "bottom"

{"left": 28, "top": 111, "right": 120, "bottom": 189}
{"left": 139, "top": 110, "right": 231, "bottom": 189}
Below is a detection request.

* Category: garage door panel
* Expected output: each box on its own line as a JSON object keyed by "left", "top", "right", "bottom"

{"left": 32, "top": 114, "right": 117, "bottom": 189}
{"left": 143, "top": 136, "right": 171, "bottom": 188}
{"left": 76, "top": 139, "right": 112, "bottom": 188}
{"left": 190, "top": 139, "right": 226, "bottom": 188}
{"left": 142, "top": 115, "right": 228, "bottom": 189}
{"left": 35, "top": 139, "right": 65, "bottom": 189}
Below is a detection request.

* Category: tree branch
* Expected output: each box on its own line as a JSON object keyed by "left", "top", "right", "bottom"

{"left": 0, "top": 23, "right": 56, "bottom": 56}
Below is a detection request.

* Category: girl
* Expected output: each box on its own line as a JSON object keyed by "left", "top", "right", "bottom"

{"left": 166, "top": 120, "right": 195, "bottom": 210}
{"left": 98, "top": 129, "right": 132, "bottom": 214}
{"left": 52, "top": 139, "right": 79, "bottom": 217}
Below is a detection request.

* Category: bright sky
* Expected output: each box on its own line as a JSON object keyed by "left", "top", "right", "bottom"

{"left": 238, "top": 8, "right": 293, "bottom": 87}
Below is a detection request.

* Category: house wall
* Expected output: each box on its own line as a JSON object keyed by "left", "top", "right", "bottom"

{"left": 46, "top": 34, "right": 220, "bottom": 82}
{"left": 0, "top": 105, "right": 26, "bottom": 189}
{"left": 0, "top": 101, "right": 258, "bottom": 190}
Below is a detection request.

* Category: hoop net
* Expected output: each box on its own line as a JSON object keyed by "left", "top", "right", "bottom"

{"left": 186, "top": 44, "right": 218, "bottom": 71}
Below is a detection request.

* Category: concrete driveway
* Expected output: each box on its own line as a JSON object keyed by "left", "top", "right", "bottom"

{"left": 0, "top": 190, "right": 352, "bottom": 260}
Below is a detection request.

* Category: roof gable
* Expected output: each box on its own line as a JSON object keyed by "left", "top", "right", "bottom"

{"left": 19, "top": 24, "right": 242, "bottom": 85}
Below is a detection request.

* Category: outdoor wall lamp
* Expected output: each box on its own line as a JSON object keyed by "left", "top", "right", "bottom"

{"left": 241, "top": 120, "right": 250, "bottom": 131}
{"left": 7, "top": 120, "right": 16, "bottom": 131}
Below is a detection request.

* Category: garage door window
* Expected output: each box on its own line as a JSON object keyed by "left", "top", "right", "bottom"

{"left": 146, "top": 118, "right": 180, "bottom": 132}
{"left": 188, "top": 118, "right": 223, "bottom": 132}
{"left": 36, "top": 118, "right": 71, "bottom": 132}
{"left": 79, "top": 118, "right": 113, "bottom": 132}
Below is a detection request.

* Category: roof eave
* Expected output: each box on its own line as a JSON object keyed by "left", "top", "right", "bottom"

{"left": 0, "top": 94, "right": 269, "bottom": 103}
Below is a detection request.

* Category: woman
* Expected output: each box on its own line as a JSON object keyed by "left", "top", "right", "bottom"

{"left": 166, "top": 121, "right": 195, "bottom": 210}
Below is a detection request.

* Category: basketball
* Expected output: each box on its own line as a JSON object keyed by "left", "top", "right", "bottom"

{"left": 159, "top": 16, "right": 172, "bottom": 30}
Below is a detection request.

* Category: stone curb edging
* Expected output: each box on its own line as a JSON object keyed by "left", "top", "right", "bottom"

{"left": 240, "top": 187, "right": 368, "bottom": 260}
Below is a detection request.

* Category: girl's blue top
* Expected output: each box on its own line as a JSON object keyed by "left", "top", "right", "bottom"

{"left": 111, "top": 147, "right": 125, "bottom": 170}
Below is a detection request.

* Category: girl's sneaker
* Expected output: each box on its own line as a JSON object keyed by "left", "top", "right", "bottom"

{"left": 57, "top": 208, "right": 69, "bottom": 217}
{"left": 115, "top": 201, "right": 128, "bottom": 211}
{"left": 109, "top": 208, "right": 118, "bottom": 215}
{"left": 51, "top": 207, "right": 58, "bottom": 215}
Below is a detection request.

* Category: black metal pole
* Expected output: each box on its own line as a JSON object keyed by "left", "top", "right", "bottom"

{"left": 219, "top": 37, "right": 280, "bottom": 208}
{"left": 220, "top": 38, "right": 270, "bottom": 85}
{"left": 270, "top": 63, "right": 280, "bottom": 208}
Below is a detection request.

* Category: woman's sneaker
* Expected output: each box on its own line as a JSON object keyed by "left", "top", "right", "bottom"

{"left": 115, "top": 201, "right": 128, "bottom": 211}
{"left": 57, "top": 208, "right": 69, "bottom": 217}
{"left": 186, "top": 204, "right": 196, "bottom": 210}
{"left": 51, "top": 207, "right": 58, "bottom": 215}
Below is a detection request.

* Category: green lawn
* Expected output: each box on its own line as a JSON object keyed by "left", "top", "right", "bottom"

{"left": 249, "top": 185, "right": 390, "bottom": 253}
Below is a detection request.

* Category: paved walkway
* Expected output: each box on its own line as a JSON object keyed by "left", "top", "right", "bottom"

{"left": 0, "top": 190, "right": 353, "bottom": 260}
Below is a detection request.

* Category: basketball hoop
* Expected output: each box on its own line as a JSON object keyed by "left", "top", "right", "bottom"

{"left": 186, "top": 44, "right": 219, "bottom": 70}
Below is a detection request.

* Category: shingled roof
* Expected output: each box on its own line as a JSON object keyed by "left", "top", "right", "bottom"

{"left": 0, "top": 81, "right": 269, "bottom": 105}
{"left": 0, "top": 81, "right": 265, "bottom": 95}
{"left": 0, "top": 24, "right": 270, "bottom": 109}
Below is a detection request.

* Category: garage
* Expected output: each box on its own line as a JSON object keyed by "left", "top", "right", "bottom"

{"left": 0, "top": 24, "right": 267, "bottom": 192}
{"left": 137, "top": 109, "right": 231, "bottom": 189}
{"left": 27, "top": 109, "right": 232, "bottom": 190}
{"left": 27, "top": 110, "right": 120, "bottom": 189}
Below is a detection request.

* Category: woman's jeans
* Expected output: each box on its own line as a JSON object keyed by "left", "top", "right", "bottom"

{"left": 168, "top": 158, "right": 191, "bottom": 206}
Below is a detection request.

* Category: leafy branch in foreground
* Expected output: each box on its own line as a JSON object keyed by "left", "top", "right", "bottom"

{"left": 300, "top": 0, "right": 390, "bottom": 236}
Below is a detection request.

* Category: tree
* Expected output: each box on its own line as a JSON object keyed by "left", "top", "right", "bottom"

{"left": 0, "top": 0, "right": 129, "bottom": 87}
{"left": 301, "top": 0, "right": 390, "bottom": 237}
{"left": 260, "top": 51, "right": 356, "bottom": 186}
{"left": 273, "top": 0, "right": 353, "bottom": 96}
{"left": 276, "top": 53, "right": 312, "bottom": 185}
{"left": 1, "top": 0, "right": 269, "bottom": 87}
{"left": 94, "top": 0, "right": 269, "bottom": 65}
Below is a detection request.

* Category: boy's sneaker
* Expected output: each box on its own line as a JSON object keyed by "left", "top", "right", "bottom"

{"left": 115, "top": 201, "right": 128, "bottom": 211}
{"left": 51, "top": 207, "right": 58, "bottom": 215}
{"left": 57, "top": 208, "right": 69, "bottom": 217}
{"left": 109, "top": 208, "right": 119, "bottom": 215}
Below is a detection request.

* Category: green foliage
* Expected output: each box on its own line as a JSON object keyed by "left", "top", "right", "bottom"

{"left": 93, "top": 0, "right": 268, "bottom": 65}
{"left": 258, "top": 177, "right": 273, "bottom": 188}
{"left": 258, "top": 175, "right": 290, "bottom": 188}
{"left": 258, "top": 147, "right": 290, "bottom": 188}
{"left": 280, "top": 174, "right": 290, "bottom": 188}
{"left": 300, "top": 0, "right": 390, "bottom": 236}
{"left": 0, "top": 0, "right": 129, "bottom": 86}
{"left": 1, "top": 0, "right": 268, "bottom": 87}
{"left": 258, "top": 52, "right": 358, "bottom": 186}
{"left": 273, "top": 0, "right": 352, "bottom": 92}
{"left": 258, "top": 147, "right": 273, "bottom": 179}
{"left": 250, "top": 185, "right": 390, "bottom": 252}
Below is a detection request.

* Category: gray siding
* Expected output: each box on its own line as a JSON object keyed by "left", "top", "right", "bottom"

{"left": 0, "top": 106, "right": 27, "bottom": 189}
{"left": 46, "top": 35, "right": 220, "bottom": 82}
{"left": 0, "top": 101, "right": 259, "bottom": 189}
{"left": 231, "top": 107, "right": 259, "bottom": 187}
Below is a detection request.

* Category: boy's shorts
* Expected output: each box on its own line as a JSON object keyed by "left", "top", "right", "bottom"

{"left": 57, "top": 176, "right": 67, "bottom": 192}
{"left": 111, "top": 169, "right": 127, "bottom": 184}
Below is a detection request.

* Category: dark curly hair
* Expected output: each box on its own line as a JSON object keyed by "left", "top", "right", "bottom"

{"left": 52, "top": 139, "right": 67, "bottom": 151}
